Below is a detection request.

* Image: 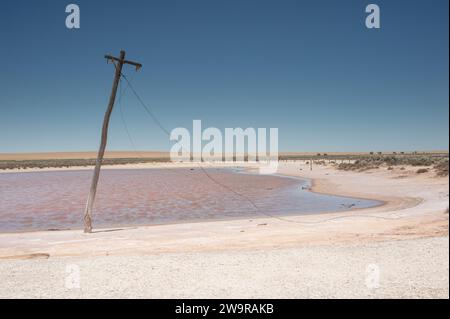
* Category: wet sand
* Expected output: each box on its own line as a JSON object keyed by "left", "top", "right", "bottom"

{"left": 0, "top": 161, "right": 448, "bottom": 298}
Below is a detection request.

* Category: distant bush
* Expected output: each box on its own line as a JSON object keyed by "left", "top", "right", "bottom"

{"left": 407, "top": 157, "right": 435, "bottom": 166}
{"left": 337, "top": 159, "right": 379, "bottom": 171}
{"left": 336, "top": 154, "right": 448, "bottom": 173}
{"left": 434, "top": 159, "right": 449, "bottom": 177}
{"left": 416, "top": 168, "right": 429, "bottom": 174}
{"left": 0, "top": 157, "right": 170, "bottom": 170}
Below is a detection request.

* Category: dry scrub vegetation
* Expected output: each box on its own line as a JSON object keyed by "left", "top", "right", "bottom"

{"left": 336, "top": 155, "right": 448, "bottom": 177}
{"left": 0, "top": 158, "right": 169, "bottom": 170}
{"left": 1, "top": 153, "right": 448, "bottom": 177}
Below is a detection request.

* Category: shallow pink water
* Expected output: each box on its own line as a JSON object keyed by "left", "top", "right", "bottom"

{"left": 0, "top": 168, "right": 379, "bottom": 232}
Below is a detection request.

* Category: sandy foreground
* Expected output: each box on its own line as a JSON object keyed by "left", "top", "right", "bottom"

{"left": 0, "top": 161, "right": 448, "bottom": 298}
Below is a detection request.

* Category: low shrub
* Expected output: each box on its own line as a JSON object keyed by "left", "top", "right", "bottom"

{"left": 434, "top": 159, "right": 449, "bottom": 177}
{"left": 336, "top": 155, "right": 448, "bottom": 172}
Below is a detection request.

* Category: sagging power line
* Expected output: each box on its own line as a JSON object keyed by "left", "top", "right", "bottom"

{"left": 84, "top": 50, "right": 401, "bottom": 233}
{"left": 119, "top": 71, "right": 402, "bottom": 226}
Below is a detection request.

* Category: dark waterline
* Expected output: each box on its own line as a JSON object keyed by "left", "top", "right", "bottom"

{"left": 0, "top": 168, "right": 381, "bottom": 233}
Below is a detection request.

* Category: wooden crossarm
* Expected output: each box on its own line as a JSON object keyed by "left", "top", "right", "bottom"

{"left": 105, "top": 54, "right": 142, "bottom": 71}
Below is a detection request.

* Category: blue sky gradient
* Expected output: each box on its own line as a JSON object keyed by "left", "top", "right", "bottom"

{"left": 0, "top": 0, "right": 448, "bottom": 152}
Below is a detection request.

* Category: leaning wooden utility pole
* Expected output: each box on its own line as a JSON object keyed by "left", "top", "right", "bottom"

{"left": 83, "top": 50, "right": 142, "bottom": 233}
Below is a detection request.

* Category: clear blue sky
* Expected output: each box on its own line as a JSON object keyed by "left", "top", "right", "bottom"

{"left": 0, "top": 0, "right": 448, "bottom": 153}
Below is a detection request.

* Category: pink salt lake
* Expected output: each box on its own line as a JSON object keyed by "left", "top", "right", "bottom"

{"left": 0, "top": 168, "right": 380, "bottom": 233}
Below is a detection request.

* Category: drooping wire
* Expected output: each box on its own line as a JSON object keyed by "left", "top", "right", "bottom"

{"left": 120, "top": 73, "right": 266, "bottom": 214}
{"left": 121, "top": 74, "right": 171, "bottom": 136}
{"left": 118, "top": 78, "right": 141, "bottom": 155}
{"left": 117, "top": 72, "right": 403, "bottom": 225}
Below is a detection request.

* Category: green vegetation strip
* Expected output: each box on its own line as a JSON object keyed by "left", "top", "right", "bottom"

{"left": 1, "top": 153, "right": 448, "bottom": 177}
{"left": 0, "top": 157, "right": 170, "bottom": 170}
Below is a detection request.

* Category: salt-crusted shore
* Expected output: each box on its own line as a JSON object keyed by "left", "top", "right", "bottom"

{"left": 0, "top": 161, "right": 448, "bottom": 298}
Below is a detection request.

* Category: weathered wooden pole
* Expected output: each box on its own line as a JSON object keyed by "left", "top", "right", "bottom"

{"left": 83, "top": 50, "right": 142, "bottom": 233}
